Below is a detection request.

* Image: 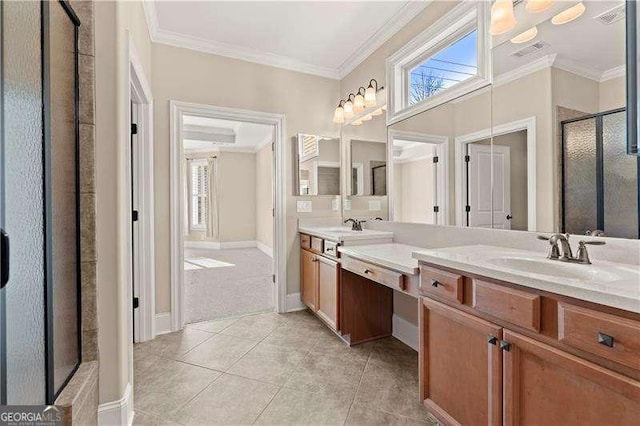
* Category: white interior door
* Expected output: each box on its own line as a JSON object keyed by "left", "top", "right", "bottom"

{"left": 468, "top": 144, "right": 493, "bottom": 228}
{"left": 491, "top": 145, "right": 511, "bottom": 229}
{"left": 467, "top": 144, "right": 511, "bottom": 228}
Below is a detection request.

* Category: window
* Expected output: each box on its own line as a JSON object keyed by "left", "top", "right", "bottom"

{"left": 386, "top": 2, "right": 491, "bottom": 125}
{"left": 190, "top": 160, "right": 208, "bottom": 230}
{"left": 408, "top": 30, "right": 478, "bottom": 105}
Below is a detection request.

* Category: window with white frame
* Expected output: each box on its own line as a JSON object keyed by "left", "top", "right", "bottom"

{"left": 386, "top": 2, "right": 491, "bottom": 125}
{"left": 190, "top": 160, "right": 208, "bottom": 231}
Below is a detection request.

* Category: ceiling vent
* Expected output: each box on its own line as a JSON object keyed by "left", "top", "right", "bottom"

{"left": 511, "top": 41, "right": 550, "bottom": 58}
{"left": 595, "top": 4, "right": 625, "bottom": 25}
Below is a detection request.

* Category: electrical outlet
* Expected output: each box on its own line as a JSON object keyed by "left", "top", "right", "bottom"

{"left": 296, "top": 200, "right": 312, "bottom": 213}
{"left": 343, "top": 199, "right": 352, "bottom": 211}
{"left": 331, "top": 197, "right": 341, "bottom": 211}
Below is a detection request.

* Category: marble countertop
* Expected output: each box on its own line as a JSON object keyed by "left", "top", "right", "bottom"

{"left": 339, "top": 243, "right": 422, "bottom": 275}
{"left": 412, "top": 244, "right": 640, "bottom": 314}
{"left": 299, "top": 226, "right": 393, "bottom": 243}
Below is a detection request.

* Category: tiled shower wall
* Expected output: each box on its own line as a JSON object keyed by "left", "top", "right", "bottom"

{"left": 55, "top": 1, "right": 98, "bottom": 424}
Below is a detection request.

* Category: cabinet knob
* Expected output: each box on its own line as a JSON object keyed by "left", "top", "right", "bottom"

{"left": 597, "top": 332, "right": 614, "bottom": 348}
{"left": 500, "top": 341, "right": 511, "bottom": 352}
{"left": 487, "top": 335, "right": 498, "bottom": 345}
{"left": 364, "top": 269, "right": 372, "bottom": 274}
{"left": 431, "top": 280, "right": 440, "bottom": 288}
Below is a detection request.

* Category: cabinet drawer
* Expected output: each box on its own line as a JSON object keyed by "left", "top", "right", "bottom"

{"left": 419, "top": 265, "right": 464, "bottom": 304}
{"left": 300, "top": 233, "right": 311, "bottom": 250}
{"left": 342, "top": 256, "right": 404, "bottom": 291}
{"left": 311, "top": 236, "right": 324, "bottom": 253}
{"left": 472, "top": 279, "right": 541, "bottom": 332}
{"left": 558, "top": 303, "right": 640, "bottom": 371}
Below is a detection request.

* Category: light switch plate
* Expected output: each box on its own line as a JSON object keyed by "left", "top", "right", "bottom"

{"left": 369, "top": 200, "right": 381, "bottom": 211}
{"left": 343, "top": 199, "right": 352, "bottom": 211}
{"left": 297, "top": 200, "right": 312, "bottom": 213}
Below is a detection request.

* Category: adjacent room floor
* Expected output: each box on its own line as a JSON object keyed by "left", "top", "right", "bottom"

{"left": 132, "top": 310, "right": 437, "bottom": 426}
{"left": 183, "top": 247, "right": 274, "bottom": 323}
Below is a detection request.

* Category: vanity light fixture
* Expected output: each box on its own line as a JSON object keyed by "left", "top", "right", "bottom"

{"left": 490, "top": 0, "right": 517, "bottom": 35}
{"left": 551, "top": 2, "right": 585, "bottom": 25}
{"left": 364, "top": 79, "right": 381, "bottom": 107}
{"left": 525, "top": 0, "right": 553, "bottom": 13}
{"left": 344, "top": 94, "right": 355, "bottom": 119}
{"left": 333, "top": 100, "right": 345, "bottom": 124}
{"left": 354, "top": 87, "right": 366, "bottom": 113}
{"left": 510, "top": 26, "right": 538, "bottom": 43}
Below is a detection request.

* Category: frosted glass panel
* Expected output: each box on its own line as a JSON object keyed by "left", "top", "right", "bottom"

{"left": 2, "top": 0, "right": 46, "bottom": 404}
{"left": 603, "top": 111, "right": 638, "bottom": 238}
{"left": 48, "top": 1, "right": 80, "bottom": 395}
{"left": 563, "top": 118, "right": 597, "bottom": 235}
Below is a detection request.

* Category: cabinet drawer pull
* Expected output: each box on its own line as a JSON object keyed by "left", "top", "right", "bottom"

{"left": 312, "top": 258, "right": 318, "bottom": 262}
{"left": 487, "top": 334, "right": 498, "bottom": 345}
{"left": 431, "top": 279, "right": 440, "bottom": 287}
{"left": 597, "top": 332, "right": 614, "bottom": 348}
{"left": 364, "top": 269, "right": 373, "bottom": 274}
{"left": 500, "top": 341, "right": 511, "bottom": 352}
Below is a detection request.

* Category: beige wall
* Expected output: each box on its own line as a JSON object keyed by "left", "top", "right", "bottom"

{"left": 151, "top": 43, "right": 341, "bottom": 311}
{"left": 256, "top": 143, "right": 274, "bottom": 249}
{"left": 95, "top": 0, "right": 153, "bottom": 405}
{"left": 599, "top": 76, "right": 626, "bottom": 112}
{"left": 394, "top": 159, "right": 435, "bottom": 223}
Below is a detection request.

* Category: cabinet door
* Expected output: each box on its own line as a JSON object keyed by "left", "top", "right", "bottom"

{"left": 420, "top": 297, "right": 502, "bottom": 426}
{"left": 503, "top": 330, "right": 640, "bottom": 426}
{"left": 316, "top": 256, "right": 339, "bottom": 330}
{"left": 300, "top": 249, "right": 317, "bottom": 311}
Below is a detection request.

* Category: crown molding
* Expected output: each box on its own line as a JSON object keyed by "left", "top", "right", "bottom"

{"left": 493, "top": 54, "right": 557, "bottom": 88}
{"left": 143, "top": 0, "right": 430, "bottom": 81}
{"left": 337, "top": 1, "right": 432, "bottom": 79}
{"left": 553, "top": 57, "right": 603, "bottom": 82}
{"left": 600, "top": 65, "right": 626, "bottom": 82}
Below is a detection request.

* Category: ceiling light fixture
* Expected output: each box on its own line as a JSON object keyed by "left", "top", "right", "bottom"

{"left": 510, "top": 26, "right": 538, "bottom": 43}
{"left": 332, "top": 100, "right": 345, "bottom": 124}
{"left": 525, "top": 0, "right": 553, "bottom": 13}
{"left": 490, "top": 0, "right": 517, "bottom": 35}
{"left": 551, "top": 2, "right": 585, "bottom": 25}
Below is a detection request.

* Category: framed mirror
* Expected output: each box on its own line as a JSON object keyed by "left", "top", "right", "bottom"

{"left": 628, "top": 0, "right": 639, "bottom": 154}
{"left": 294, "top": 133, "right": 341, "bottom": 196}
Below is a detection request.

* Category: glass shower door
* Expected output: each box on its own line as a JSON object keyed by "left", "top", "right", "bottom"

{"left": 0, "top": 0, "right": 47, "bottom": 404}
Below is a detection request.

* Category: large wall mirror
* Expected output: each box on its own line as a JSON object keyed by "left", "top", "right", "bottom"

{"left": 294, "top": 133, "right": 341, "bottom": 196}
{"left": 342, "top": 111, "right": 389, "bottom": 219}
{"left": 386, "top": 0, "right": 638, "bottom": 239}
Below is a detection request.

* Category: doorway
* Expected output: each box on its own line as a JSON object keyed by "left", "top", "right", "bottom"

{"left": 169, "top": 102, "right": 286, "bottom": 331}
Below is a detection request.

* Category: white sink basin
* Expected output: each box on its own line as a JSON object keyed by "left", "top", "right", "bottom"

{"left": 320, "top": 227, "right": 363, "bottom": 234}
{"left": 487, "top": 257, "right": 620, "bottom": 283}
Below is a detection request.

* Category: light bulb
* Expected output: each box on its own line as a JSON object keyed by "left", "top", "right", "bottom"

{"left": 361, "top": 114, "right": 372, "bottom": 121}
{"left": 351, "top": 119, "right": 363, "bottom": 126}
{"left": 365, "top": 85, "right": 376, "bottom": 107}
{"left": 354, "top": 93, "right": 365, "bottom": 113}
{"left": 333, "top": 105, "right": 344, "bottom": 124}
{"left": 525, "top": 0, "right": 553, "bottom": 13}
{"left": 510, "top": 26, "right": 538, "bottom": 44}
{"left": 343, "top": 100, "right": 354, "bottom": 118}
{"left": 551, "top": 2, "right": 585, "bottom": 25}
{"left": 490, "top": 0, "right": 517, "bottom": 36}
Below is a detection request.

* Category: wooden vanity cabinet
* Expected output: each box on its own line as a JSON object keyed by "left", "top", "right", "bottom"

{"left": 419, "top": 263, "right": 640, "bottom": 426}
{"left": 316, "top": 256, "right": 340, "bottom": 330}
{"left": 300, "top": 248, "right": 318, "bottom": 311}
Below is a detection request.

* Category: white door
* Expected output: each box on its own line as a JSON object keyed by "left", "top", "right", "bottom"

{"left": 467, "top": 144, "right": 511, "bottom": 228}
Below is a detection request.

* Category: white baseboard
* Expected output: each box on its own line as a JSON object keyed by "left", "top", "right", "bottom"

{"left": 184, "top": 240, "right": 259, "bottom": 250}
{"left": 392, "top": 314, "right": 419, "bottom": 351}
{"left": 285, "top": 292, "right": 306, "bottom": 312}
{"left": 98, "top": 383, "right": 133, "bottom": 426}
{"left": 155, "top": 312, "right": 172, "bottom": 335}
{"left": 256, "top": 241, "right": 273, "bottom": 257}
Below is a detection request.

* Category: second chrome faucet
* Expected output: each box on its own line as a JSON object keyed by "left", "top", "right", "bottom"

{"left": 537, "top": 233, "right": 605, "bottom": 265}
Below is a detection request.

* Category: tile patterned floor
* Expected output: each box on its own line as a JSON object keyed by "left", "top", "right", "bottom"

{"left": 133, "top": 310, "right": 438, "bottom": 426}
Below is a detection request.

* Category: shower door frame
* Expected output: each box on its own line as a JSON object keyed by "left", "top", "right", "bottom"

{"left": 560, "top": 107, "right": 640, "bottom": 239}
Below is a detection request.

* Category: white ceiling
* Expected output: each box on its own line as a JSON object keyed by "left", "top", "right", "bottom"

{"left": 493, "top": 0, "right": 625, "bottom": 80}
{"left": 183, "top": 115, "right": 273, "bottom": 152}
{"left": 144, "top": 1, "right": 429, "bottom": 79}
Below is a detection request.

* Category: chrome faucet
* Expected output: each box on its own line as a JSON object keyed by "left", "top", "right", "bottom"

{"left": 344, "top": 218, "right": 365, "bottom": 231}
{"left": 537, "top": 233, "right": 605, "bottom": 264}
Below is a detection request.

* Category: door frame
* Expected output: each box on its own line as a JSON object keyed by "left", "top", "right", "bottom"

{"left": 454, "top": 116, "right": 537, "bottom": 230}
{"left": 387, "top": 129, "right": 449, "bottom": 224}
{"left": 169, "top": 100, "right": 286, "bottom": 332}
{"left": 129, "top": 42, "right": 155, "bottom": 343}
